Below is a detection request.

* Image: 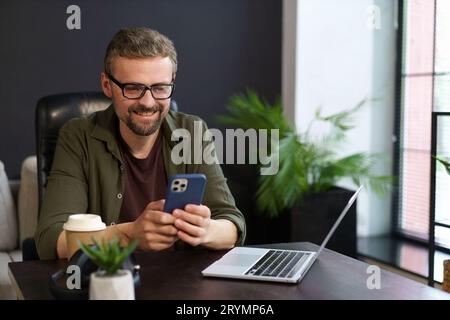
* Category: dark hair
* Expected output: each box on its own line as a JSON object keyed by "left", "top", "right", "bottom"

{"left": 104, "top": 27, "right": 177, "bottom": 76}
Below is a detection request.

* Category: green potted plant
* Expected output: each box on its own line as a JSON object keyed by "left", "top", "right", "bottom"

{"left": 218, "top": 90, "right": 391, "bottom": 256}
{"left": 78, "top": 237, "right": 139, "bottom": 300}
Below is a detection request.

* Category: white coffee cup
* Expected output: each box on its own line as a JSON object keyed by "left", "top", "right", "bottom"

{"left": 63, "top": 214, "right": 106, "bottom": 259}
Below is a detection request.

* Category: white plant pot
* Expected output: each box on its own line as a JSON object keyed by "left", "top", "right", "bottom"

{"left": 89, "top": 269, "right": 135, "bottom": 300}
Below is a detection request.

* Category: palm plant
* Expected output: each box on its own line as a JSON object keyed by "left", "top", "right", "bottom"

{"left": 218, "top": 90, "right": 392, "bottom": 218}
{"left": 78, "top": 237, "right": 139, "bottom": 276}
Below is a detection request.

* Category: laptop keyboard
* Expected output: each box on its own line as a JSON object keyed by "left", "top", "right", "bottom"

{"left": 245, "top": 250, "right": 310, "bottom": 278}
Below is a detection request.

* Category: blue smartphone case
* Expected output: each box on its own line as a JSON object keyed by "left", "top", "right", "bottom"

{"left": 163, "top": 174, "right": 207, "bottom": 214}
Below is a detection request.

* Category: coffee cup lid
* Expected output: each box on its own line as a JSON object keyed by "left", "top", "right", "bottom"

{"left": 63, "top": 214, "right": 106, "bottom": 232}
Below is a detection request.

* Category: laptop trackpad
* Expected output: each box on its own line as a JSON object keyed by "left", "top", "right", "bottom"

{"left": 219, "top": 253, "right": 261, "bottom": 267}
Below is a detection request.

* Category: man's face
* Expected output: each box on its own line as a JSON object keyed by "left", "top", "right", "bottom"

{"left": 101, "top": 56, "right": 174, "bottom": 137}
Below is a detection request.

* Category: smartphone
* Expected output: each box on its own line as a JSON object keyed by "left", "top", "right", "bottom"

{"left": 163, "top": 174, "right": 207, "bottom": 214}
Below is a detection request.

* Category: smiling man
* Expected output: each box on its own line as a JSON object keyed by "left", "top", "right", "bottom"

{"left": 35, "top": 27, "right": 246, "bottom": 260}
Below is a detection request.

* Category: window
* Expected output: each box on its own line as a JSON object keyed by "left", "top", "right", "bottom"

{"left": 396, "top": 0, "right": 450, "bottom": 282}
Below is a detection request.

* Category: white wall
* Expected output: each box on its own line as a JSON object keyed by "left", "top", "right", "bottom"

{"left": 282, "top": 0, "right": 397, "bottom": 237}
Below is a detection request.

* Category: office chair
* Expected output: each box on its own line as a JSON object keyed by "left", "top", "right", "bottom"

{"left": 23, "top": 92, "right": 178, "bottom": 260}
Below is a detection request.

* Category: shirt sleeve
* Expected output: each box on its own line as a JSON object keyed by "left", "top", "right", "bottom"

{"left": 35, "top": 121, "right": 89, "bottom": 260}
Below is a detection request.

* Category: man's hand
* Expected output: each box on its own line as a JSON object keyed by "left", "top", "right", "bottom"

{"left": 172, "top": 204, "right": 211, "bottom": 247}
{"left": 126, "top": 199, "right": 178, "bottom": 251}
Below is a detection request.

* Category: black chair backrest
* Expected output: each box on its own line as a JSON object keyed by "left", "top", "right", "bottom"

{"left": 35, "top": 92, "right": 111, "bottom": 212}
{"left": 35, "top": 92, "right": 179, "bottom": 212}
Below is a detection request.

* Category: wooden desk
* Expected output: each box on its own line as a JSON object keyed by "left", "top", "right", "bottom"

{"left": 8, "top": 242, "right": 450, "bottom": 300}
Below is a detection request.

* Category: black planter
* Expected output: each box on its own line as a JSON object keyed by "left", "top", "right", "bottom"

{"left": 291, "top": 187, "right": 357, "bottom": 258}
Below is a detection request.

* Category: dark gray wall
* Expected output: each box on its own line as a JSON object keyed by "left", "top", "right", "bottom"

{"left": 0, "top": 0, "right": 281, "bottom": 179}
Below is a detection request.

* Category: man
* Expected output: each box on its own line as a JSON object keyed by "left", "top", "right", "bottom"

{"left": 35, "top": 27, "right": 246, "bottom": 260}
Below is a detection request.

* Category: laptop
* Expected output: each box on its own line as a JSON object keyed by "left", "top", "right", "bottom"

{"left": 202, "top": 185, "right": 363, "bottom": 283}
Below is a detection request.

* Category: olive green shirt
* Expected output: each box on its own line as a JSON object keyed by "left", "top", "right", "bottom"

{"left": 35, "top": 105, "right": 246, "bottom": 260}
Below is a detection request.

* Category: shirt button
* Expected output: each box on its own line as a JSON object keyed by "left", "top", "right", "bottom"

{"left": 117, "top": 193, "right": 123, "bottom": 199}
{"left": 120, "top": 165, "right": 124, "bottom": 171}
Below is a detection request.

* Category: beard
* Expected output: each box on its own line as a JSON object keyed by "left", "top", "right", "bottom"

{"left": 122, "top": 103, "right": 166, "bottom": 136}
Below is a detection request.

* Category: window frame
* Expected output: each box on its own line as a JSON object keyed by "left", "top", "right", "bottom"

{"left": 393, "top": 0, "right": 450, "bottom": 286}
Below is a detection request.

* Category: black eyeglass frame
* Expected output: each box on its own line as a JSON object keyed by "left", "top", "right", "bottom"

{"left": 107, "top": 73, "right": 175, "bottom": 100}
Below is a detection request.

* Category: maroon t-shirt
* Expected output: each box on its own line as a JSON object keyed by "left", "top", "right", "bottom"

{"left": 118, "top": 131, "right": 168, "bottom": 223}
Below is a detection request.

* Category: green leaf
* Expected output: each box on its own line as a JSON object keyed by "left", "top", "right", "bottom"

{"left": 77, "top": 237, "right": 139, "bottom": 275}
{"left": 256, "top": 134, "right": 309, "bottom": 217}
{"left": 315, "top": 99, "right": 367, "bottom": 131}
{"left": 121, "top": 240, "right": 139, "bottom": 260}
{"left": 435, "top": 156, "right": 450, "bottom": 175}
{"left": 216, "top": 89, "right": 294, "bottom": 139}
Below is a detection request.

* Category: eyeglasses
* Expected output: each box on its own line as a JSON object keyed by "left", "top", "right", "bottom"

{"left": 107, "top": 73, "right": 175, "bottom": 100}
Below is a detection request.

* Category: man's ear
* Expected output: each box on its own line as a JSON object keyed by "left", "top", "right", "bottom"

{"left": 100, "top": 72, "right": 112, "bottom": 98}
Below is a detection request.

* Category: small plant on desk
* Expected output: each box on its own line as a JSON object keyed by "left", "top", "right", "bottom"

{"left": 78, "top": 237, "right": 138, "bottom": 300}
